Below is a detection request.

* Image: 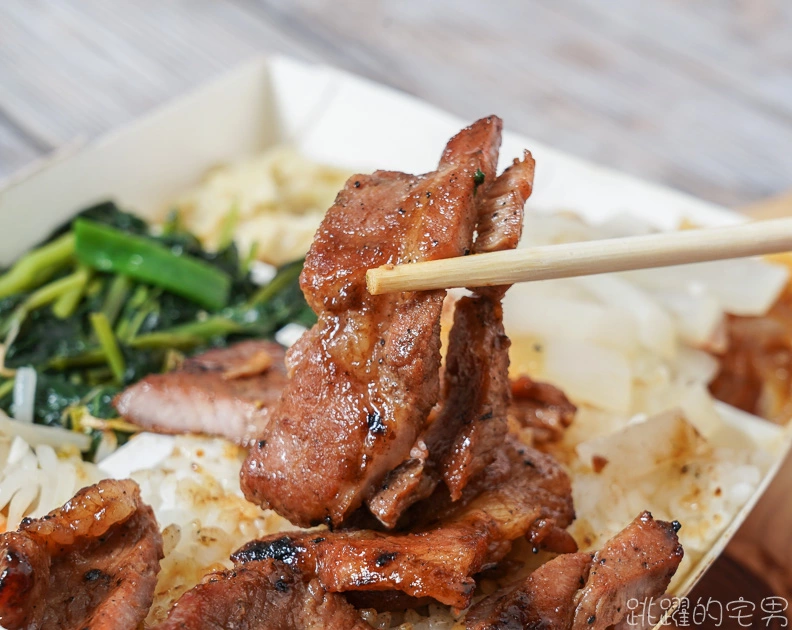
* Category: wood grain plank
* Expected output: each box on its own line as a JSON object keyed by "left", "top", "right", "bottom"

{"left": 0, "top": 0, "right": 309, "bottom": 144}
{"left": 547, "top": 0, "right": 792, "bottom": 124}
{"left": 1, "top": 0, "right": 792, "bottom": 206}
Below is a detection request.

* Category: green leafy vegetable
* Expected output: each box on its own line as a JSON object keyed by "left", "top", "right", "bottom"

{"left": 0, "top": 200, "right": 313, "bottom": 461}
{"left": 89, "top": 312, "right": 126, "bottom": 383}
{"left": 74, "top": 219, "right": 232, "bottom": 310}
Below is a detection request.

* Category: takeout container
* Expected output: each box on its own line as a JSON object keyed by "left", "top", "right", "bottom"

{"left": 1, "top": 56, "right": 789, "bottom": 612}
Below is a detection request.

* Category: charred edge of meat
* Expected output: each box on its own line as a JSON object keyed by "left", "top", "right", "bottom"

{"left": 232, "top": 536, "right": 303, "bottom": 566}
{"left": 151, "top": 559, "right": 374, "bottom": 630}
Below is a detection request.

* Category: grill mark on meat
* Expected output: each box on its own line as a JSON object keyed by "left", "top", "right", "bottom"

{"left": 510, "top": 375, "right": 577, "bottom": 445}
{"left": 0, "top": 479, "right": 163, "bottom": 630}
{"left": 234, "top": 440, "right": 574, "bottom": 610}
{"left": 241, "top": 117, "right": 504, "bottom": 528}
{"left": 466, "top": 512, "right": 683, "bottom": 630}
{"left": 115, "top": 340, "right": 288, "bottom": 447}
{"left": 151, "top": 559, "right": 373, "bottom": 630}
{"left": 367, "top": 153, "right": 535, "bottom": 526}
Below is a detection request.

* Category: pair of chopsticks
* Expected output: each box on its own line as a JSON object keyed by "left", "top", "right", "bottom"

{"left": 366, "top": 217, "right": 792, "bottom": 295}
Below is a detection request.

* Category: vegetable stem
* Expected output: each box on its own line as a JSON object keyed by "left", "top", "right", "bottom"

{"left": 52, "top": 265, "right": 92, "bottom": 319}
{"left": 74, "top": 219, "right": 232, "bottom": 310}
{"left": 248, "top": 260, "right": 303, "bottom": 306}
{"left": 47, "top": 348, "right": 107, "bottom": 370}
{"left": 217, "top": 204, "right": 240, "bottom": 251}
{"left": 1, "top": 269, "right": 93, "bottom": 338}
{"left": 89, "top": 312, "right": 126, "bottom": 384}
{"left": 100, "top": 274, "right": 132, "bottom": 327}
{"left": 242, "top": 241, "right": 259, "bottom": 276}
{"left": 129, "top": 316, "right": 244, "bottom": 349}
{"left": 0, "top": 378, "right": 15, "bottom": 400}
{"left": 0, "top": 233, "right": 76, "bottom": 299}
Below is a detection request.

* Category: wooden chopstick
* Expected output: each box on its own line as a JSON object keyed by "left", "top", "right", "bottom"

{"left": 366, "top": 217, "right": 792, "bottom": 295}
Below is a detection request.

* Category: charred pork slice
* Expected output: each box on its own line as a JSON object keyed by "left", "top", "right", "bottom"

{"left": 152, "top": 559, "right": 373, "bottom": 630}
{"left": 242, "top": 117, "right": 503, "bottom": 528}
{"left": 367, "top": 153, "right": 535, "bottom": 527}
{"left": 466, "top": 511, "right": 683, "bottom": 630}
{"left": 234, "top": 440, "right": 574, "bottom": 611}
{"left": 115, "top": 340, "right": 288, "bottom": 446}
{"left": 0, "top": 479, "right": 163, "bottom": 630}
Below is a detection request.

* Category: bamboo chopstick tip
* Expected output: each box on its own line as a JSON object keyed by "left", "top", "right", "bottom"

{"left": 366, "top": 267, "right": 385, "bottom": 295}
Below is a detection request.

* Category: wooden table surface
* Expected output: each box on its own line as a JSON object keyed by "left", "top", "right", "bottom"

{"left": 2, "top": 1, "right": 791, "bottom": 626}
{"left": 2, "top": 0, "right": 792, "bottom": 209}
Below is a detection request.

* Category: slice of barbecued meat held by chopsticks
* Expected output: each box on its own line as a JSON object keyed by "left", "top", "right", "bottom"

{"left": 365, "top": 151, "right": 536, "bottom": 527}
{"left": 366, "top": 217, "right": 792, "bottom": 294}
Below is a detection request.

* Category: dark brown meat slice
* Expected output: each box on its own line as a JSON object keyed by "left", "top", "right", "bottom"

{"left": 465, "top": 552, "right": 594, "bottom": 630}
{"left": 365, "top": 439, "right": 436, "bottom": 529}
{"left": 709, "top": 302, "right": 792, "bottom": 423}
{"left": 571, "top": 511, "right": 683, "bottom": 630}
{"left": 0, "top": 479, "right": 163, "bottom": 630}
{"left": 510, "top": 375, "right": 577, "bottom": 445}
{"left": 432, "top": 295, "right": 513, "bottom": 501}
{"left": 115, "top": 340, "right": 288, "bottom": 447}
{"left": 151, "top": 559, "right": 372, "bottom": 630}
{"left": 0, "top": 532, "right": 49, "bottom": 628}
{"left": 436, "top": 154, "right": 535, "bottom": 498}
{"left": 234, "top": 440, "right": 574, "bottom": 610}
{"left": 472, "top": 152, "right": 535, "bottom": 261}
{"left": 242, "top": 117, "right": 504, "bottom": 528}
{"left": 466, "top": 512, "right": 683, "bottom": 630}
{"left": 367, "top": 153, "right": 535, "bottom": 526}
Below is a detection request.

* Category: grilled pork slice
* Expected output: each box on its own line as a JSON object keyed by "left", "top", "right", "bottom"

{"left": 0, "top": 479, "right": 163, "bottom": 630}
{"left": 242, "top": 117, "right": 503, "bottom": 528}
{"left": 115, "top": 340, "right": 288, "bottom": 447}
{"left": 367, "top": 154, "right": 535, "bottom": 527}
{"left": 510, "top": 375, "right": 577, "bottom": 445}
{"left": 465, "top": 511, "right": 683, "bottom": 630}
{"left": 234, "top": 441, "right": 574, "bottom": 610}
{"left": 571, "top": 511, "right": 683, "bottom": 630}
{"left": 152, "top": 559, "right": 373, "bottom": 630}
{"left": 465, "top": 552, "right": 594, "bottom": 630}
{"left": 432, "top": 154, "right": 536, "bottom": 500}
